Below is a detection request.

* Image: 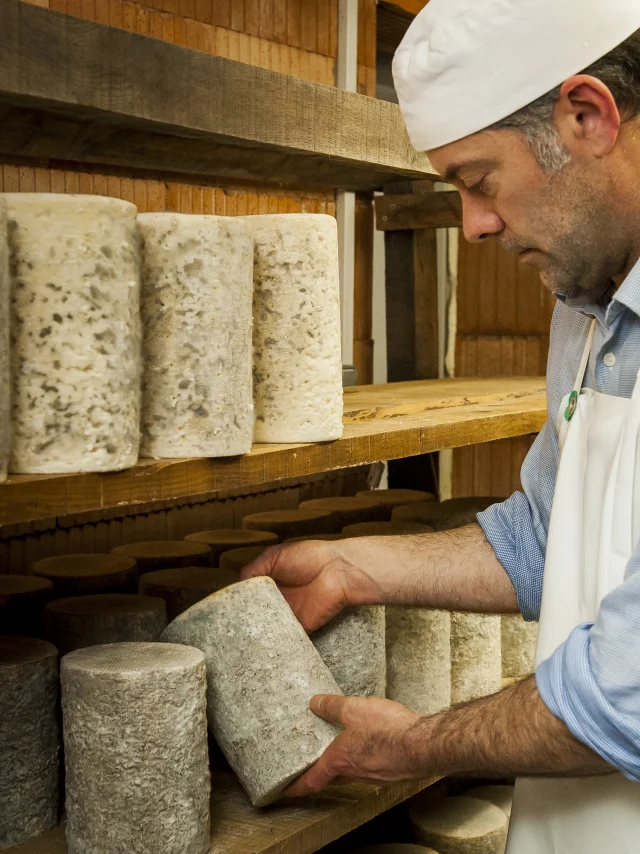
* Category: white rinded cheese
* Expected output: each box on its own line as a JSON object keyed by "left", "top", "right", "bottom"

{"left": 5, "top": 194, "right": 141, "bottom": 473}
{"left": 501, "top": 614, "right": 539, "bottom": 678}
{"left": 451, "top": 612, "right": 502, "bottom": 705}
{"left": 138, "top": 214, "right": 253, "bottom": 458}
{"left": 410, "top": 794, "right": 508, "bottom": 854}
{"left": 244, "top": 214, "right": 343, "bottom": 443}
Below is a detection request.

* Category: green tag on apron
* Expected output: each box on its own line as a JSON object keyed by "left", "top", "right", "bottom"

{"left": 564, "top": 390, "right": 579, "bottom": 421}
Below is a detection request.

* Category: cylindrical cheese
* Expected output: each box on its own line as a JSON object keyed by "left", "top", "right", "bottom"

{"left": 111, "top": 540, "right": 212, "bottom": 578}
{"left": 392, "top": 497, "right": 501, "bottom": 531}
{"left": 0, "top": 636, "right": 59, "bottom": 849}
{"left": 0, "top": 574, "right": 53, "bottom": 637}
{"left": 43, "top": 594, "right": 168, "bottom": 655}
{"left": 353, "top": 846, "right": 439, "bottom": 854}
{"left": 30, "top": 554, "right": 137, "bottom": 598}
{"left": 184, "top": 529, "right": 279, "bottom": 565}
{"left": 356, "top": 489, "right": 435, "bottom": 516}
{"left": 312, "top": 606, "right": 386, "bottom": 697}
{"left": 468, "top": 785, "right": 514, "bottom": 818}
{"left": 161, "top": 577, "right": 342, "bottom": 807}
{"left": 501, "top": 614, "right": 538, "bottom": 679}
{"left": 242, "top": 509, "right": 339, "bottom": 539}
{"left": 61, "top": 643, "right": 210, "bottom": 854}
{"left": 299, "top": 497, "right": 388, "bottom": 528}
{"left": 450, "top": 613, "right": 502, "bottom": 705}
{"left": 246, "top": 214, "right": 342, "bottom": 443}
{"left": 284, "top": 534, "right": 346, "bottom": 543}
{"left": 5, "top": 194, "right": 141, "bottom": 474}
{"left": 139, "top": 567, "right": 238, "bottom": 620}
{"left": 138, "top": 214, "right": 253, "bottom": 458}
{"left": 410, "top": 795, "right": 508, "bottom": 854}
{"left": 342, "top": 521, "right": 434, "bottom": 537}
{"left": 0, "top": 198, "right": 9, "bottom": 484}
{"left": 218, "top": 545, "right": 271, "bottom": 574}
{"left": 386, "top": 607, "right": 451, "bottom": 714}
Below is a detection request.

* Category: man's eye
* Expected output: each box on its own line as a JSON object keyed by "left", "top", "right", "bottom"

{"left": 468, "top": 179, "right": 486, "bottom": 194}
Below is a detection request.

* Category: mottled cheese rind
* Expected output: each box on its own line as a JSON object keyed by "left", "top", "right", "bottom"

{"left": 410, "top": 795, "right": 508, "bottom": 854}
{"left": 450, "top": 613, "right": 502, "bottom": 705}
{"left": 0, "top": 199, "right": 9, "bottom": 483}
{"left": 5, "top": 194, "right": 141, "bottom": 474}
{"left": 501, "top": 614, "right": 539, "bottom": 678}
{"left": 138, "top": 214, "right": 253, "bottom": 458}
{"left": 386, "top": 607, "right": 451, "bottom": 714}
{"left": 244, "top": 214, "right": 343, "bottom": 443}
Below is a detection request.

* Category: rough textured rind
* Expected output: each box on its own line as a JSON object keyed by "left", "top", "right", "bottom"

{"left": 138, "top": 214, "right": 253, "bottom": 458}
{"left": 392, "top": 497, "right": 501, "bottom": 531}
{"left": 111, "top": 541, "right": 212, "bottom": 577}
{"left": 299, "top": 497, "right": 388, "bottom": 528}
{"left": 501, "top": 614, "right": 538, "bottom": 678}
{"left": 218, "top": 546, "right": 269, "bottom": 573}
{"left": 312, "top": 606, "right": 386, "bottom": 697}
{"left": 469, "top": 785, "right": 514, "bottom": 818}
{"left": 450, "top": 613, "right": 502, "bottom": 705}
{"left": 61, "top": 642, "right": 210, "bottom": 854}
{"left": 139, "top": 567, "right": 238, "bottom": 620}
{"left": 5, "top": 194, "right": 141, "bottom": 474}
{"left": 342, "top": 521, "right": 434, "bottom": 537}
{"left": 43, "top": 594, "right": 167, "bottom": 655}
{"left": 242, "top": 509, "right": 339, "bottom": 539}
{"left": 0, "top": 199, "right": 9, "bottom": 484}
{"left": 161, "top": 577, "right": 342, "bottom": 807}
{"left": 386, "top": 607, "right": 451, "bottom": 714}
{"left": 30, "top": 554, "right": 137, "bottom": 597}
{"left": 245, "top": 214, "right": 343, "bottom": 443}
{"left": 0, "top": 636, "right": 59, "bottom": 850}
{"left": 410, "top": 795, "right": 508, "bottom": 854}
{"left": 356, "top": 489, "right": 435, "bottom": 516}
{"left": 0, "top": 575, "right": 53, "bottom": 637}
{"left": 184, "top": 529, "right": 279, "bottom": 565}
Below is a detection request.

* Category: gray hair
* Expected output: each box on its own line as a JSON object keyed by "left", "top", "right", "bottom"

{"left": 489, "top": 28, "right": 640, "bottom": 172}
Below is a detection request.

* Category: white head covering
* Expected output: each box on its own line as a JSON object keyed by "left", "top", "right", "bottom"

{"left": 393, "top": 0, "right": 640, "bottom": 152}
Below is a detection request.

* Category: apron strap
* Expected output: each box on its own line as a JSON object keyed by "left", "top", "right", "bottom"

{"left": 573, "top": 319, "right": 597, "bottom": 393}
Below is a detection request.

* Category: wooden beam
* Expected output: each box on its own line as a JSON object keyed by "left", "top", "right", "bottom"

{"left": 381, "top": 0, "right": 429, "bottom": 16}
{"left": 0, "top": 378, "right": 547, "bottom": 528}
{"left": 0, "top": 0, "right": 437, "bottom": 192}
{"left": 376, "top": 190, "right": 463, "bottom": 230}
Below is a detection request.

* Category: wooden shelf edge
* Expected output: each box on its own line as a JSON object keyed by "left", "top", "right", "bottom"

{"left": 6, "top": 772, "right": 443, "bottom": 854}
{"left": 0, "top": 0, "right": 436, "bottom": 192}
{"left": 0, "top": 378, "right": 547, "bottom": 529}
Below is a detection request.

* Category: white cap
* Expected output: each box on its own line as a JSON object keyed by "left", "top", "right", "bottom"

{"left": 393, "top": 0, "right": 640, "bottom": 152}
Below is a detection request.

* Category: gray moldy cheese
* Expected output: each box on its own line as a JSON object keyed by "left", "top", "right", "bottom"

{"left": 0, "top": 198, "right": 9, "bottom": 484}
{"left": 5, "top": 194, "right": 141, "bottom": 474}
{"left": 138, "top": 214, "right": 253, "bottom": 459}
{"left": 161, "top": 577, "right": 342, "bottom": 807}
{"left": 410, "top": 795, "right": 508, "bottom": 854}
{"left": 244, "top": 214, "right": 343, "bottom": 443}
{"left": 450, "top": 613, "right": 502, "bottom": 705}
{"left": 0, "top": 636, "right": 59, "bottom": 850}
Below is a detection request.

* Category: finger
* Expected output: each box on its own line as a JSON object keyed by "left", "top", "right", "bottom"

{"left": 284, "top": 752, "right": 338, "bottom": 798}
{"left": 239, "top": 545, "right": 282, "bottom": 580}
{"left": 309, "top": 693, "right": 350, "bottom": 724}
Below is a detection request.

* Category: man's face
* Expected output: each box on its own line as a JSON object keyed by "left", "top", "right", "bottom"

{"left": 429, "top": 128, "right": 622, "bottom": 301}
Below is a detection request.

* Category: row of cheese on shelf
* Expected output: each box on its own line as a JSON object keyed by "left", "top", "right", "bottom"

{"left": 0, "top": 194, "right": 343, "bottom": 481}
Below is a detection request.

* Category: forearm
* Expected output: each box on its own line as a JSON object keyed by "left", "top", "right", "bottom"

{"left": 338, "top": 523, "right": 519, "bottom": 613}
{"left": 407, "top": 675, "right": 613, "bottom": 778}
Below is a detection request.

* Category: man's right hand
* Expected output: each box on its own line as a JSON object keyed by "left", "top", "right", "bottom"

{"left": 240, "top": 540, "right": 382, "bottom": 632}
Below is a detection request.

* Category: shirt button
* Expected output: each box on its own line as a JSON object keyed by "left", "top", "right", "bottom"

{"left": 603, "top": 352, "right": 616, "bottom": 367}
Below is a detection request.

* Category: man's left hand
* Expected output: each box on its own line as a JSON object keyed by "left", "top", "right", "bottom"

{"left": 285, "top": 694, "right": 424, "bottom": 798}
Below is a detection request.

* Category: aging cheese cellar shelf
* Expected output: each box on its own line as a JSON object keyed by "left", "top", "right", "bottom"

{"left": 0, "top": 378, "right": 546, "bottom": 528}
{"left": 7, "top": 772, "right": 443, "bottom": 854}
{"left": 0, "top": 0, "right": 436, "bottom": 192}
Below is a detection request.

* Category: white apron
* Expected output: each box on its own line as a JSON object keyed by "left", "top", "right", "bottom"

{"left": 506, "top": 320, "right": 640, "bottom": 854}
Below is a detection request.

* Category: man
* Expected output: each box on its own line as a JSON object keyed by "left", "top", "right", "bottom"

{"left": 243, "top": 0, "right": 640, "bottom": 849}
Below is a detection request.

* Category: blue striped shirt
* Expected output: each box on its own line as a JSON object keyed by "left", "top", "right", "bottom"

{"left": 477, "top": 256, "right": 640, "bottom": 780}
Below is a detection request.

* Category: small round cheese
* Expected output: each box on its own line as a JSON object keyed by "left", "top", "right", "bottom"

{"left": 242, "top": 509, "right": 339, "bottom": 539}
{"left": 111, "top": 540, "right": 212, "bottom": 578}
{"left": 30, "top": 554, "right": 137, "bottom": 598}
{"left": 184, "top": 529, "right": 279, "bottom": 565}
{"left": 139, "top": 567, "right": 239, "bottom": 620}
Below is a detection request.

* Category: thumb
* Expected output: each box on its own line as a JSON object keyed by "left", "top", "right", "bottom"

{"left": 310, "top": 694, "right": 348, "bottom": 725}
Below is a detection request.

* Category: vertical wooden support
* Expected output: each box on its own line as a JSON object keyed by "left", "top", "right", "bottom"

{"left": 353, "top": 192, "right": 374, "bottom": 385}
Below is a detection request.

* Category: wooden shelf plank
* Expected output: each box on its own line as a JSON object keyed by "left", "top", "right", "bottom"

{"left": 6, "top": 772, "right": 443, "bottom": 854}
{"left": 0, "top": 378, "right": 546, "bottom": 529}
{"left": 376, "top": 191, "right": 463, "bottom": 231}
{"left": 0, "top": 0, "right": 436, "bottom": 192}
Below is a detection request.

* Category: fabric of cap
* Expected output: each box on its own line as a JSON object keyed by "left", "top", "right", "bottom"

{"left": 393, "top": 0, "right": 640, "bottom": 152}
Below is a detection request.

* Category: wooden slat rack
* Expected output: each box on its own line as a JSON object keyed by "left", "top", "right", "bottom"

{"left": 0, "top": 377, "right": 546, "bottom": 529}
{"left": 0, "top": 0, "right": 436, "bottom": 192}
{"left": 6, "top": 772, "right": 443, "bottom": 854}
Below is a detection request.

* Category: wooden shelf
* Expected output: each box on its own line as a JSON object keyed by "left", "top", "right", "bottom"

{"left": 7, "top": 772, "right": 442, "bottom": 854}
{"left": 0, "top": 0, "right": 436, "bottom": 192}
{"left": 0, "top": 378, "right": 546, "bottom": 529}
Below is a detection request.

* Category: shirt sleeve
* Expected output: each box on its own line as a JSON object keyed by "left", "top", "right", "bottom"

{"left": 476, "top": 417, "right": 560, "bottom": 621}
{"left": 536, "top": 549, "right": 640, "bottom": 780}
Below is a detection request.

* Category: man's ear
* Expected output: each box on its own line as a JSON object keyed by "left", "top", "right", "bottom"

{"left": 553, "top": 74, "right": 621, "bottom": 158}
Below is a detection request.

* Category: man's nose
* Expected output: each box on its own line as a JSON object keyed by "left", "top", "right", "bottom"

{"left": 461, "top": 195, "right": 504, "bottom": 244}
